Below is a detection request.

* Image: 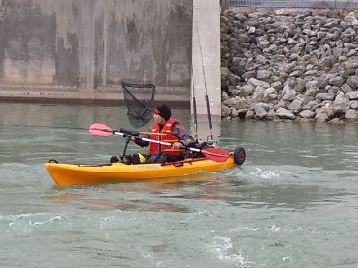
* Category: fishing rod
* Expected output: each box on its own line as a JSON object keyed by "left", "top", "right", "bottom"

{"left": 191, "top": 66, "right": 199, "bottom": 142}
{"left": 194, "top": 17, "right": 213, "bottom": 141}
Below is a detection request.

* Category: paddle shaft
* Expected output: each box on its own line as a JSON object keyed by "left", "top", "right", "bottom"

{"left": 113, "top": 131, "right": 204, "bottom": 154}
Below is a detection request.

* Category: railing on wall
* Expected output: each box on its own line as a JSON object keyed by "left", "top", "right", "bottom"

{"left": 230, "top": 0, "right": 358, "bottom": 8}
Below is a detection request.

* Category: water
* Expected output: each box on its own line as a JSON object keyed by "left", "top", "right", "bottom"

{"left": 0, "top": 103, "right": 357, "bottom": 267}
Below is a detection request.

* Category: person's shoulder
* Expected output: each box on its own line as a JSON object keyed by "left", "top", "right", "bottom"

{"left": 170, "top": 118, "right": 181, "bottom": 124}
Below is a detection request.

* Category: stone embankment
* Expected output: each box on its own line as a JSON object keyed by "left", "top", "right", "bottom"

{"left": 221, "top": 9, "right": 358, "bottom": 122}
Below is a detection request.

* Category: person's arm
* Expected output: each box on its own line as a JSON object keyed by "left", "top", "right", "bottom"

{"left": 132, "top": 136, "right": 149, "bottom": 147}
{"left": 171, "top": 124, "right": 196, "bottom": 148}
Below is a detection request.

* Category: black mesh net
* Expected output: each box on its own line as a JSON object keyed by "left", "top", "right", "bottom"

{"left": 122, "top": 81, "right": 155, "bottom": 128}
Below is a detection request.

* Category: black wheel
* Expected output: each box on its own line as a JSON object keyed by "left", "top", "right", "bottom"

{"left": 234, "top": 147, "right": 246, "bottom": 165}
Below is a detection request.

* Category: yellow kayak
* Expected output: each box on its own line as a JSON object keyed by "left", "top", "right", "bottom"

{"left": 45, "top": 157, "right": 238, "bottom": 186}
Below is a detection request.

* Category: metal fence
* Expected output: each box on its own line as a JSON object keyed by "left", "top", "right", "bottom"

{"left": 230, "top": 0, "right": 358, "bottom": 8}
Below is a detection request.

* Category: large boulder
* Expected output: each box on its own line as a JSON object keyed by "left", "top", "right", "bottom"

{"left": 276, "top": 107, "right": 296, "bottom": 120}
{"left": 300, "top": 110, "right": 315, "bottom": 118}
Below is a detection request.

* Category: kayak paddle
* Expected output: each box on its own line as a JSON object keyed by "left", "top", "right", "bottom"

{"left": 88, "top": 123, "right": 231, "bottom": 162}
{"left": 89, "top": 123, "right": 165, "bottom": 136}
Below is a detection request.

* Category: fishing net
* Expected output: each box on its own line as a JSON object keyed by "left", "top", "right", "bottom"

{"left": 122, "top": 81, "right": 155, "bottom": 128}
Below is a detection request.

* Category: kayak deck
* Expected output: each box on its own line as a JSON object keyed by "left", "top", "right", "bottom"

{"left": 45, "top": 157, "right": 237, "bottom": 186}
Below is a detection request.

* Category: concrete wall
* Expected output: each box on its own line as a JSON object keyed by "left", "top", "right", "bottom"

{"left": 192, "top": 0, "right": 221, "bottom": 116}
{"left": 0, "top": 0, "right": 192, "bottom": 104}
{"left": 191, "top": 0, "right": 221, "bottom": 140}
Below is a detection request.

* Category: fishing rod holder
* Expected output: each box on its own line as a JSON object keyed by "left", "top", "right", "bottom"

{"left": 121, "top": 133, "right": 135, "bottom": 158}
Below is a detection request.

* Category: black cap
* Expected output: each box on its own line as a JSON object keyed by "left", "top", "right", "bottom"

{"left": 154, "top": 105, "right": 171, "bottom": 121}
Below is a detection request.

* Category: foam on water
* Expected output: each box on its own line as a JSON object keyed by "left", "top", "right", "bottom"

{"left": 209, "top": 235, "right": 253, "bottom": 267}
{"left": 250, "top": 168, "right": 280, "bottom": 180}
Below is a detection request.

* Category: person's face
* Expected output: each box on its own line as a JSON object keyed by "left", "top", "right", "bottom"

{"left": 153, "top": 112, "right": 166, "bottom": 126}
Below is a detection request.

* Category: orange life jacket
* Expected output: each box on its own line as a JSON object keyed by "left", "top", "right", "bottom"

{"left": 148, "top": 118, "right": 182, "bottom": 155}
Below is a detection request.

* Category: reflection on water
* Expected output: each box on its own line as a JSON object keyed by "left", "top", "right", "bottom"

{"left": 46, "top": 173, "right": 227, "bottom": 212}
{"left": 1, "top": 103, "right": 358, "bottom": 268}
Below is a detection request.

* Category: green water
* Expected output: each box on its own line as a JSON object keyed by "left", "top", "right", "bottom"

{"left": 0, "top": 103, "right": 357, "bottom": 267}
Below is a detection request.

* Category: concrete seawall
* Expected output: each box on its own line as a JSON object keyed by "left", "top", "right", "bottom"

{"left": 0, "top": 0, "right": 192, "bottom": 105}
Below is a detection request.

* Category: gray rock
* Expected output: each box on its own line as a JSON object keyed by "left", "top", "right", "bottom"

{"left": 276, "top": 99, "right": 288, "bottom": 109}
{"left": 243, "top": 71, "right": 256, "bottom": 81}
{"left": 316, "top": 77, "right": 329, "bottom": 89}
{"left": 302, "top": 100, "right": 319, "bottom": 110}
{"left": 255, "top": 55, "right": 268, "bottom": 65}
{"left": 328, "top": 76, "right": 345, "bottom": 87}
{"left": 256, "top": 70, "right": 272, "bottom": 81}
{"left": 346, "top": 76, "right": 358, "bottom": 90}
{"left": 329, "top": 118, "right": 345, "bottom": 124}
{"left": 306, "top": 80, "right": 319, "bottom": 91}
{"left": 289, "top": 53, "right": 299, "bottom": 61}
{"left": 237, "top": 109, "right": 249, "bottom": 118}
{"left": 294, "top": 79, "right": 306, "bottom": 93}
{"left": 351, "top": 101, "right": 358, "bottom": 109}
{"left": 231, "top": 108, "right": 239, "bottom": 118}
{"left": 282, "top": 90, "right": 297, "bottom": 101}
{"left": 335, "top": 92, "right": 349, "bottom": 103}
{"left": 319, "top": 56, "right": 336, "bottom": 68}
{"left": 332, "top": 101, "right": 350, "bottom": 115}
{"left": 221, "top": 104, "right": 231, "bottom": 118}
{"left": 346, "top": 50, "right": 357, "bottom": 57}
{"left": 289, "top": 70, "right": 304, "bottom": 77}
{"left": 254, "top": 103, "right": 268, "bottom": 119}
{"left": 248, "top": 78, "right": 270, "bottom": 89}
{"left": 252, "top": 87, "right": 268, "bottom": 103}
{"left": 271, "top": 81, "right": 283, "bottom": 91}
{"left": 223, "top": 98, "right": 236, "bottom": 107}
{"left": 267, "top": 109, "right": 276, "bottom": 119}
{"left": 265, "top": 87, "right": 277, "bottom": 95}
{"left": 315, "top": 111, "right": 329, "bottom": 122}
{"left": 300, "top": 110, "right": 315, "bottom": 118}
{"left": 222, "top": 91, "right": 229, "bottom": 102}
{"left": 316, "top": 93, "right": 335, "bottom": 101}
{"left": 345, "top": 60, "right": 358, "bottom": 72}
{"left": 245, "top": 110, "right": 254, "bottom": 119}
{"left": 287, "top": 98, "right": 303, "bottom": 113}
{"left": 276, "top": 107, "right": 296, "bottom": 120}
{"left": 341, "top": 83, "right": 353, "bottom": 93}
{"left": 257, "top": 37, "right": 270, "bottom": 49}
{"left": 232, "top": 97, "right": 249, "bottom": 110}
{"left": 305, "top": 70, "right": 318, "bottom": 76}
{"left": 344, "top": 12, "right": 358, "bottom": 25}
{"left": 345, "top": 110, "right": 358, "bottom": 120}
{"left": 238, "top": 84, "right": 254, "bottom": 96}
{"left": 347, "top": 91, "right": 358, "bottom": 100}
{"left": 320, "top": 103, "right": 334, "bottom": 119}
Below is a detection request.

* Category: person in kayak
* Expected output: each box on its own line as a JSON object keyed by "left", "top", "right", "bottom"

{"left": 111, "top": 105, "right": 197, "bottom": 164}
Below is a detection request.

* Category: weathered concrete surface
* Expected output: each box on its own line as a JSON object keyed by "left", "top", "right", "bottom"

{"left": 0, "top": 0, "right": 192, "bottom": 105}
{"left": 192, "top": 0, "right": 221, "bottom": 116}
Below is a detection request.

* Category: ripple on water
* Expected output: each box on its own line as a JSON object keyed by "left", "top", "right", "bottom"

{"left": 209, "top": 235, "right": 253, "bottom": 267}
{"left": 1, "top": 212, "right": 68, "bottom": 233}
